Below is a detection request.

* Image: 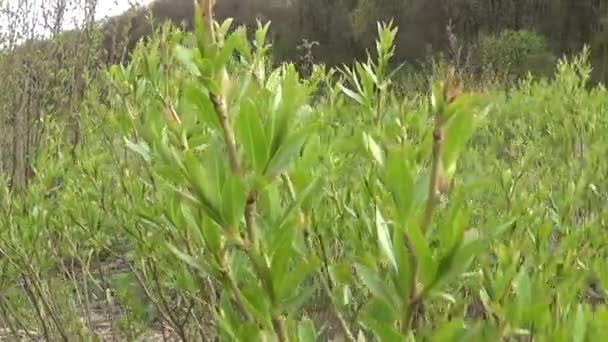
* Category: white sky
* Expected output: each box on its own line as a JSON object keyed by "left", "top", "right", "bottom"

{"left": 1, "top": 0, "right": 155, "bottom": 44}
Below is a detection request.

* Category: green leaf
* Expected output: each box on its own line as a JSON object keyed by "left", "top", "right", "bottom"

{"left": 220, "top": 173, "right": 247, "bottom": 228}
{"left": 236, "top": 324, "right": 263, "bottom": 342}
{"left": 278, "top": 256, "right": 319, "bottom": 303}
{"left": 200, "top": 215, "right": 223, "bottom": 254}
{"left": 392, "top": 231, "right": 411, "bottom": 305}
{"left": 124, "top": 139, "right": 151, "bottom": 162}
{"left": 385, "top": 148, "right": 415, "bottom": 221}
{"left": 216, "top": 30, "right": 246, "bottom": 69}
{"left": 166, "top": 244, "right": 220, "bottom": 280}
{"left": 240, "top": 280, "right": 273, "bottom": 327}
{"left": 514, "top": 269, "right": 532, "bottom": 321}
{"left": 365, "top": 318, "right": 403, "bottom": 342}
{"left": 361, "top": 62, "right": 379, "bottom": 86}
{"left": 407, "top": 222, "right": 436, "bottom": 287}
{"left": 182, "top": 79, "right": 220, "bottom": 130}
{"left": 236, "top": 100, "right": 269, "bottom": 173}
{"left": 179, "top": 202, "right": 204, "bottom": 245}
{"left": 441, "top": 108, "right": 475, "bottom": 180}
{"left": 231, "top": 26, "right": 252, "bottom": 62}
{"left": 254, "top": 21, "right": 271, "bottom": 53}
{"left": 339, "top": 84, "right": 365, "bottom": 105}
{"left": 362, "top": 132, "right": 385, "bottom": 167}
{"left": 329, "top": 262, "right": 353, "bottom": 285}
{"left": 283, "top": 284, "right": 317, "bottom": 315}
{"left": 276, "top": 177, "right": 322, "bottom": 234}
{"left": 431, "top": 80, "right": 446, "bottom": 113}
{"left": 183, "top": 150, "right": 223, "bottom": 225}
{"left": 430, "top": 320, "right": 466, "bottom": 342}
{"left": 362, "top": 297, "right": 399, "bottom": 324}
{"left": 376, "top": 208, "right": 397, "bottom": 272}
{"left": 298, "top": 318, "right": 317, "bottom": 342}
{"left": 270, "top": 222, "right": 297, "bottom": 287}
{"left": 265, "top": 129, "right": 309, "bottom": 176}
{"left": 214, "top": 305, "right": 239, "bottom": 341}
{"left": 431, "top": 231, "right": 484, "bottom": 292}
{"left": 439, "top": 204, "right": 468, "bottom": 255}
{"left": 573, "top": 304, "right": 587, "bottom": 342}
{"left": 355, "top": 263, "right": 398, "bottom": 312}
{"left": 174, "top": 45, "right": 201, "bottom": 77}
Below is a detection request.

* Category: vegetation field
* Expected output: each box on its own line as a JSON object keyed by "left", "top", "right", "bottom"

{"left": 1, "top": 2, "right": 608, "bottom": 341}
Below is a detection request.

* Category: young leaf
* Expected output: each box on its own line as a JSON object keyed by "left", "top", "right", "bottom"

{"left": 298, "top": 318, "right": 317, "bottom": 342}
{"left": 265, "top": 129, "right": 310, "bottom": 177}
{"left": 385, "top": 147, "right": 415, "bottom": 221}
{"left": 376, "top": 208, "right": 398, "bottom": 272}
{"left": 339, "top": 84, "right": 365, "bottom": 105}
{"left": 441, "top": 108, "right": 475, "bottom": 180}
{"left": 183, "top": 150, "right": 223, "bottom": 225}
{"left": 573, "top": 304, "right": 587, "bottom": 342}
{"left": 124, "top": 138, "right": 151, "bottom": 162}
{"left": 430, "top": 320, "right": 467, "bottom": 342}
{"left": 355, "top": 263, "right": 399, "bottom": 311}
{"left": 182, "top": 79, "right": 220, "bottom": 130}
{"left": 236, "top": 99, "right": 269, "bottom": 173}
{"left": 166, "top": 243, "right": 220, "bottom": 280}
{"left": 276, "top": 176, "right": 322, "bottom": 229}
{"left": 407, "top": 222, "right": 436, "bottom": 287}
{"left": 365, "top": 318, "right": 403, "bottom": 342}
{"left": 362, "top": 132, "right": 385, "bottom": 167}
{"left": 174, "top": 45, "right": 202, "bottom": 77}
{"left": 220, "top": 173, "right": 247, "bottom": 228}
{"left": 392, "top": 230, "right": 412, "bottom": 305}
{"left": 278, "top": 256, "right": 319, "bottom": 303}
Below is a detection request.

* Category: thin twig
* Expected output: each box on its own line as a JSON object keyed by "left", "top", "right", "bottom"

{"left": 421, "top": 123, "right": 444, "bottom": 234}
{"left": 21, "top": 275, "right": 51, "bottom": 341}
{"left": 244, "top": 190, "right": 259, "bottom": 252}
{"left": 199, "top": 0, "right": 240, "bottom": 175}
{"left": 405, "top": 68, "right": 457, "bottom": 333}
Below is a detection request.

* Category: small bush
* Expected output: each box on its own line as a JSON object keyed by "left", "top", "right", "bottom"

{"left": 477, "top": 29, "right": 555, "bottom": 80}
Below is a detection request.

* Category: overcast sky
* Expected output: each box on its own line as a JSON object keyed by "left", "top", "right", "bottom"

{"left": 1, "top": 0, "right": 154, "bottom": 43}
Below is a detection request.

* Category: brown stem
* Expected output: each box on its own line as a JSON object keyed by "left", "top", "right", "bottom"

{"left": 210, "top": 94, "right": 240, "bottom": 174}
{"left": 404, "top": 82, "right": 449, "bottom": 332}
{"left": 217, "top": 250, "right": 254, "bottom": 323}
{"left": 199, "top": 0, "right": 259, "bottom": 250}
{"left": 421, "top": 121, "right": 444, "bottom": 234}
{"left": 150, "top": 262, "right": 188, "bottom": 340}
{"left": 245, "top": 190, "right": 259, "bottom": 252}
{"left": 198, "top": 0, "right": 240, "bottom": 174}
{"left": 401, "top": 232, "right": 419, "bottom": 334}
{"left": 199, "top": 0, "right": 216, "bottom": 43}
{"left": 28, "top": 271, "right": 68, "bottom": 341}
{"left": 198, "top": 5, "right": 288, "bottom": 341}
{"left": 272, "top": 317, "right": 288, "bottom": 342}
{"left": 20, "top": 275, "right": 51, "bottom": 341}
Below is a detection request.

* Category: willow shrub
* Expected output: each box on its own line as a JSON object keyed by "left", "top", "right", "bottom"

{"left": 107, "top": 3, "right": 495, "bottom": 338}
{"left": 1, "top": 5, "right": 608, "bottom": 342}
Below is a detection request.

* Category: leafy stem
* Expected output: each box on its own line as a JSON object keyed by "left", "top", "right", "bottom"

{"left": 198, "top": 3, "right": 284, "bottom": 339}
{"left": 421, "top": 121, "right": 444, "bottom": 234}
{"left": 401, "top": 231, "right": 419, "bottom": 334}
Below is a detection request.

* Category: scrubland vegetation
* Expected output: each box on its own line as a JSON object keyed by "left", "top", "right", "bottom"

{"left": 1, "top": 1, "right": 608, "bottom": 341}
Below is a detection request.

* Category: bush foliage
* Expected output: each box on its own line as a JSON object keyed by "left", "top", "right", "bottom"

{"left": 477, "top": 29, "right": 556, "bottom": 80}
{"left": 1, "top": 2, "right": 608, "bottom": 341}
